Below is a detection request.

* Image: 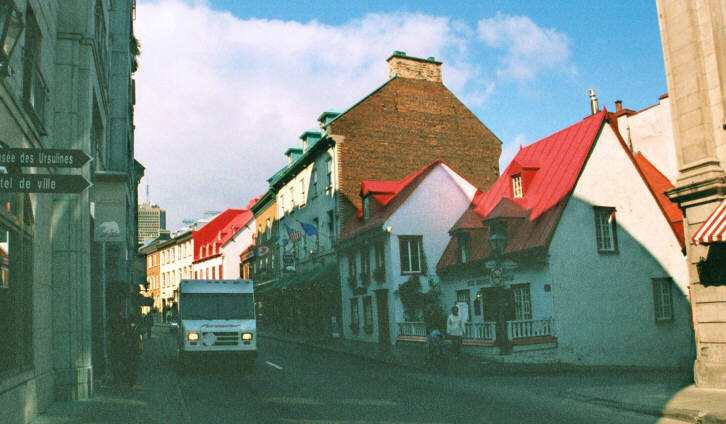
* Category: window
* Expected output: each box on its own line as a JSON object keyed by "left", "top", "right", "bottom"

{"left": 279, "top": 194, "right": 285, "bottom": 215}
{"left": 652, "top": 278, "right": 674, "bottom": 322}
{"left": 457, "top": 232, "right": 470, "bottom": 264}
{"left": 348, "top": 254, "right": 357, "bottom": 276}
{"left": 374, "top": 242, "right": 385, "bottom": 271}
{"left": 289, "top": 187, "right": 295, "bottom": 210}
{"left": 360, "top": 247, "right": 370, "bottom": 285}
{"left": 512, "top": 174, "right": 523, "bottom": 198}
{"left": 0, "top": 193, "right": 34, "bottom": 375}
{"left": 594, "top": 207, "right": 617, "bottom": 252}
{"left": 299, "top": 178, "right": 305, "bottom": 205}
{"left": 327, "top": 210, "right": 334, "bottom": 244}
{"left": 212, "top": 267, "right": 216, "bottom": 279}
{"left": 350, "top": 298, "right": 360, "bottom": 330}
{"left": 326, "top": 158, "right": 333, "bottom": 191}
{"left": 363, "top": 196, "right": 370, "bottom": 220}
{"left": 512, "top": 284, "right": 532, "bottom": 320}
{"left": 363, "top": 296, "right": 373, "bottom": 332}
{"left": 266, "top": 218, "right": 271, "bottom": 241}
{"left": 22, "top": 8, "right": 48, "bottom": 134}
{"left": 218, "top": 264, "right": 223, "bottom": 279}
{"left": 399, "top": 236, "right": 423, "bottom": 274}
{"left": 312, "top": 171, "right": 318, "bottom": 196}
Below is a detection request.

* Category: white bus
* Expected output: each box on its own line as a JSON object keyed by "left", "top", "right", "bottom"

{"left": 175, "top": 279, "right": 257, "bottom": 370}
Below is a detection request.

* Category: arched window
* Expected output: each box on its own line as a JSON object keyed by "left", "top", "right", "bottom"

{"left": 0, "top": 191, "right": 35, "bottom": 375}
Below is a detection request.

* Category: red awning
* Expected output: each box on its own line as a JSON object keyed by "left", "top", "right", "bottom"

{"left": 693, "top": 199, "right": 726, "bottom": 245}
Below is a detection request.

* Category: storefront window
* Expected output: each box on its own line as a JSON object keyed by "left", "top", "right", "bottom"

{"left": 0, "top": 193, "right": 34, "bottom": 376}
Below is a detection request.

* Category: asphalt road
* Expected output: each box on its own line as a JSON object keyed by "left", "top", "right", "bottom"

{"left": 154, "top": 331, "right": 685, "bottom": 424}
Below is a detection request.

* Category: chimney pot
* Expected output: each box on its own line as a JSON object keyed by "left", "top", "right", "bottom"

{"left": 615, "top": 100, "right": 623, "bottom": 112}
{"left": 588, "top": 89, "right": 599, "bottom": 115}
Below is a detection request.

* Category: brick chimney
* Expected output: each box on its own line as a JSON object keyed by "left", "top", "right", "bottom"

{"left": 387, "top": 51, "right": 442, "bottom": 82}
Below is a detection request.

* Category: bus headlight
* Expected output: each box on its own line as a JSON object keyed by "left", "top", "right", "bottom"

{"left": 187, "top": 331, "right": 199, "bottom": 342}
{"left": 241, "top": 333, "right": 253, "bottom": 341}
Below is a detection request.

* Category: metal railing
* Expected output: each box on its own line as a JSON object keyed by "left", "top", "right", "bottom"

{"left": 465, "top": 322, "right": 496, "bottom": 340}
{"left": 507, "top": 318, "right": 555, "bottom": 340}
{"left": 397, "top": 321, "right": 426, "bottom": 337}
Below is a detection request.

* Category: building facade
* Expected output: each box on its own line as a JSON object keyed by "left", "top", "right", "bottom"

{"left": 259, "top": 52, "right": 502, "bottom": 337}
{"left": 337, "top": 160, "right": 480, "bottom": 345}
{"left": 657, "top": 0, "right": 726, "bottom": 387}
{"left": 137, "top": 202, "right": 167, "bottom": 244}
{"left": 436, "top": 110, "right": 691, "bottom": 367}
{"left": 0, "top": 1, "right": 141, "bottom": 422}
{"left": 192, "top": 206, "right": 256, "bottom": 281}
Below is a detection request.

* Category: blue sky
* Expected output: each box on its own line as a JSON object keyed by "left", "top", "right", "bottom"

{"left": 134, "top": 0, "right": 667, "bottom": 231}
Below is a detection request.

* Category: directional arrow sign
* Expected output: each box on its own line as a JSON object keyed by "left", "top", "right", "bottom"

{"left": 0, "top": 174, "right": 90, "bottom": 193}
{"left": 0, "top": 149, "right": 91, "bottom": 168}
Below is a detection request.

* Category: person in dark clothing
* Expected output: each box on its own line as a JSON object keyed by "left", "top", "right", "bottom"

{"left": 107, "top": 311, "right": 142, "bottom": 386}
{"left": 144, "top": 313, "right": 153, "bottom": 339}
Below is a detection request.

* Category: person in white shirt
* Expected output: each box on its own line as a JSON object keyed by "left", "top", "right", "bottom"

{"left": 446, "top": 305, "right": 465, "bottom": 357}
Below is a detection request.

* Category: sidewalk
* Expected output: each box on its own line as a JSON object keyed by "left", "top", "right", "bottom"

{"left": 32, "top": 326, "right": 190, "bottom": 424}
{"left": 261, "top": 327, "right": 726, "bottom": 424}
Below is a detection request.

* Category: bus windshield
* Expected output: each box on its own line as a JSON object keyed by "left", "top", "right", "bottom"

{"left": 181, "top": 293, "right": 254, "bottom": 320}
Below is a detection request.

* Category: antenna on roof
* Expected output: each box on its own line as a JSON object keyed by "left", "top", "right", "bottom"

{"left": 588, "top": 89, "right": 599, "bottom": 115}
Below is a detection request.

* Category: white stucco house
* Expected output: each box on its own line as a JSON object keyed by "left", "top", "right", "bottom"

{"left": 336, "top": 160, "right": 480, "bottom": 344}
{"left": 192, "top": 202, "right": 257, "bottom": 280}
{"left": 436, "top": 109, "right": 692, "bottom": 367}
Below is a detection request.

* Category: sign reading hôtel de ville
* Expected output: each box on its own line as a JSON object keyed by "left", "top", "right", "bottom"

{"left": 0, "top": 148, "right": 91, "bottom": 194}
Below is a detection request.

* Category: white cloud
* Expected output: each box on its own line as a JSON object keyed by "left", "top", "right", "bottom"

{"left": 134, "top": 2, "right": 569, "bottom": 229}
{"left": 500, "top": 134, "right": 527, "bottom": 171}
{"left": 134, "top": 0, "right": 489, "bottom": 229}
{"left": 477, "top": 13, "right": 572, "bottom": 81}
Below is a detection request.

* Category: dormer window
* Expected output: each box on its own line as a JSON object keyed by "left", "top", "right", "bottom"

{"left": 363, "top": 195, "right": 370, "bottom": 220}
{"left": 457, "top": 232, "right": 470, "bottom": 264}
{"left": 512, "top": 174, "right": 523, "bottom": 198}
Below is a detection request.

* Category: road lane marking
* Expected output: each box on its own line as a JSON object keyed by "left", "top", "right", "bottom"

{"left": 266, "top": 396, "right": 323, "bottom": 406}
{"left": 265, "top": 361, "right": 283, "bottom": 370}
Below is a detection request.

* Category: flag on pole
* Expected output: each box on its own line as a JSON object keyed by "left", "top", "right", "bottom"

{"left": 285, "top": 223, "right": 302, "bottom": 242}
{"left": 299, "top": 220, "right": 318, "bottom": 236}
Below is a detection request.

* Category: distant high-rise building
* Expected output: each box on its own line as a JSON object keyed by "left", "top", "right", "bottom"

{"left": 138, "top": 203, "right": 167, "bottom": 244}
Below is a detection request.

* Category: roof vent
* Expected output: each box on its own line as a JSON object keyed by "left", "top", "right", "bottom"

{"left": 588, "top": 89, "right": 599, "bottom": 115}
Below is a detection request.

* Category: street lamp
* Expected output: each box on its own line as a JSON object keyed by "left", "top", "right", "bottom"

{"left": 0, "top": 1, "right": 24, "bottom": 77}
{"left": 487, "top": 221, "right": 509, "bottom": 354}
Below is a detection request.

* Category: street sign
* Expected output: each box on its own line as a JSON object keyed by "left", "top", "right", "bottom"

{"left": 0, "top": 148, "right": 91, "bottom": 168}
{"left": 0, "top": 174, "right": 90, "bottom": 193}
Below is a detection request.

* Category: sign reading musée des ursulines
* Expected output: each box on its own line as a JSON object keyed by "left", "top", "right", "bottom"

{"left": 0, "top": 149, "right": 91, "bottom": 168}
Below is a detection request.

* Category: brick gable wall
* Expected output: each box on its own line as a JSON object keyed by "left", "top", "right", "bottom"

{"left": 328, "top": 77, "right": 501, "bottom": 225}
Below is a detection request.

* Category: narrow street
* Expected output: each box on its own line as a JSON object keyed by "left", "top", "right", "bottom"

{"left": 149, "top": 329, "right": 673, "bottom": 424}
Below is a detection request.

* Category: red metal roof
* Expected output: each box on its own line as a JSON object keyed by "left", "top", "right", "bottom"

{"left": 475, "top": 110, "right": 607, "bottom": 221}
{"left": 693, "top": 198, "right": 726, "bottom": 245}
{"left": 438, "top": 111, "right": 607, "bottom": 271}
{"left": 193, "top": 205, "right": 256, "bottom": 262}
{"left": 633, "top": 153, "right": 684, "bottom": 248}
